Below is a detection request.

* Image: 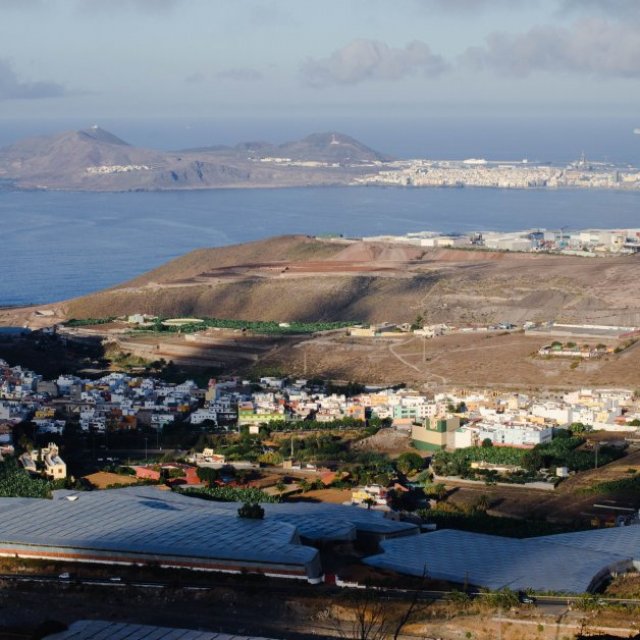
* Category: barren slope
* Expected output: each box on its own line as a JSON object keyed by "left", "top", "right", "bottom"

{"left": 58, "top": 236, "right": 640, "bottom": 327}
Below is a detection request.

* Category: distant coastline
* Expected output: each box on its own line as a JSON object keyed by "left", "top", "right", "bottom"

{"left": 1, "top": 126, "right": 639, "bottom": 193}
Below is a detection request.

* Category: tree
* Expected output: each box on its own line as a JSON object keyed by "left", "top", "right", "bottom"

{"left": 569, "top": 422, "right": 593, "bottom": 434}
{"left": 410, "top": 313, "right": 424, "bottom": 330}
{"left": 196, "top": 466, "right": 219, "bottom": 486}
{"left": 483, "top": 588, "right": 519, "bottom": 608}
{"left": 472, "top": 493, "right": 490, "bottom": 513}
{"left": 237, "top": 502, "right": 265, "bottom": 519}
{"left": 395, "top": 452, "right": 424, "bottom": 476}
{"left": 481, "top": 438, "right": 493, "bottom": 448}
{"left": 388, "top": 487, "right": 422, "bottom": 512}
{"left": 363, "top": 497, "right": 376, "bottom": 510}
{"left": 425, "top": 482, "right": 447, "bottom": 501}
{"left": 522, "top": 449, "right": 544, "bottom": 472}
{"left": 333, "top": 567, "right": 428, "bottom": 640}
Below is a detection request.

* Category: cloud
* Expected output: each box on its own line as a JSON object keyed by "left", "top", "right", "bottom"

{"left": 462, "top": 18, "right": 640, "bottom": 78}
{"left": 558, "top": 0, "right": 640, "bottom": 21}
{"left": 0, "top": 0, "right": 45, "bottom": 9}
{"left": 417, "top": 0, "right": 522, "bottom": 12}
{"left": 0, "top": 59, "right": 66, "bottom": 100}
{"left": 301, "top": 39, "right": 448, "bottom": 87}
{"left": 248, "top": 2, "right": 294, "bottom": 26}
{"left": 74, "top": 0, "right": 177, "bottom": 14}
{"left": 185, "top": 72, "right": 205, "bottom": 84}
{"left": 215, "top": 68, "right": 264, "bottom": 82}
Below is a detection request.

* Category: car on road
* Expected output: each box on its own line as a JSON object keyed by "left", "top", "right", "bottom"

{"left": 518, "top": 591, "right": 536, "bottom": 604}
{"left": 58, "top": 572, "right": 72, "bottom": 581}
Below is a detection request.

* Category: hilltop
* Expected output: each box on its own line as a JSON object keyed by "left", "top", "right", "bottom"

{"left": 4, "top": 234, "right": 640, "bottom": 388}
{"left": 190, "top": 132, "right": 390, "bottom": 164}
{"left": 59, "top": 235, "right": 640, "bottom": 327}
{"left": 0, "top": 127, "right": 387, "bottom": 191}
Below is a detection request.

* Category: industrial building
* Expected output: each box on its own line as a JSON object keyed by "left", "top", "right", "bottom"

{"left": 46, "top": 620, "right": 279, "bottom": 640}
{"left": 364, "top": 527, "right": 637, "bottom": 593}
{"left": 0, "top": 487, "right": 417, "bottom": 583}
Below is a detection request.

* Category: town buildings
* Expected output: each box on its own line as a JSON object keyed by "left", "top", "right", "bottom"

{"left": 1, "top": 359, "right": 639, "bottom": 454}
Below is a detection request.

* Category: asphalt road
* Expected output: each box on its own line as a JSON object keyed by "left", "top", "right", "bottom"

{"left": 2, "top": 572, "right": 639, "bottom": 608}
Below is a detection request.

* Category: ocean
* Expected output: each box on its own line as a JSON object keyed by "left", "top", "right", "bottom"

{"left": 1, "top": 185, "right": 639, "bottom": 307}
{"left": 1, "top": 115, "right": 639, "bottom": 307}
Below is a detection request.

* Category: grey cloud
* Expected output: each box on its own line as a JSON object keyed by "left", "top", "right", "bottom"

{"left": 249, "top": 2, "right": 294, "bottom": 26}
{"left": 0, "top": 59, "right": 66, "bottom": 100}
{"left": 0, "top": 0, "right": 45, "bottom": 9}
{"left": 185, "top": 72, "right": 205, "bottom": 84}
{"left": 420, "top": 0, "right": 521, "bottom": 11}
{"left": 559, "top": 0, "right": 640, "bottom": 21}
{"left": 216, "top": 68, "right": 263, "bottom": 82}
{"left": 74, "top": 0, "right": 177, "bottom": 14}
{"left": 301, "top": 39, "right": 448, "bottom": 88}
{"left": 462, "top": 18, "right": 640, "bottom": 78}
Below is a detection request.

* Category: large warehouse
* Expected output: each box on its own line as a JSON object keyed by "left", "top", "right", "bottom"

{"left": 0, "top": 486, "right": 417, "bottom": 582}
{"left": 46, "top": 620, "right": 279, "bottom": 640}
{"left": 364, "top": 527, "right": 638, "bottom": 593}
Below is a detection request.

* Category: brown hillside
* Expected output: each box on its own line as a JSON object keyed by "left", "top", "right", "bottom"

{"left": 62, "top": 236, "right": 640, "bottom": 326}
{"left": 122, "top": 235, "right": 346, "bottom": 287}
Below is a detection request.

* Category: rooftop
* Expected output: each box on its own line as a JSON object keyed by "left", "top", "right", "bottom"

{"left": 364, "top": 528, "right": 633, "bottom": 593}
{"left": 0, "top": 487, "right": 417, "bottom": 581}
{"left": 46, "top": 620, "right": 279, "bottom": 640}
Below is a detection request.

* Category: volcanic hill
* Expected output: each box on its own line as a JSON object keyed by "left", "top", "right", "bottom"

{"left": 60, "top": 235, "right": 640, "bottom": 327}
{"left": 0, "top": 128, "right": 388, "bottom": 191}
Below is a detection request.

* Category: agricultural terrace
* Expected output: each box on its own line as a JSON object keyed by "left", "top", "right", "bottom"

{"left": 180, "top": 486, "right": 279, "bottom": 504}
{"left": 138, "top": 317, "right": 356, "bottom": 335}
{"left": 431, "top": 432, "right": 626, "bottom": 484}
{"left": 63, "top": 316, "right": 356, "bottom": 335}
{"left": 0, "top": 457, "right": 55, "bottom": 498}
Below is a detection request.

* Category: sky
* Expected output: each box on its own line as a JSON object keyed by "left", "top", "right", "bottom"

{"left": 0, "top": 0, "right": 639, "bottom": 124}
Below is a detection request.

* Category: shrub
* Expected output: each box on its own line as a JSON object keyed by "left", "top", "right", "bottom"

{"left": 237, "top": 502, "right": 265, "bottom": 519}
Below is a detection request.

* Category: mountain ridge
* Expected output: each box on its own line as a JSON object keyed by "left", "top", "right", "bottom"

{"left": 59, "top": 235, "right": 640, "bottom": 328}
{"left": 0, "top": 127, "right": 388, "bottom": 191}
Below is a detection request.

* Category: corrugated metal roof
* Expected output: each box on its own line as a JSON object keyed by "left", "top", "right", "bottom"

{"left": 0, "top": 487, "right": 316, "bottom": 572}
{"left": 46, "top": 620, "right": 279, "bottom": 640}
{"left": 0, "top": 487, "right": 417, "bottom": 579}
{"left": 544, "top": 524, "right": 640, "bottom": 558}
{"left": 364, "top": 529, "right": 632, "bottom": 593}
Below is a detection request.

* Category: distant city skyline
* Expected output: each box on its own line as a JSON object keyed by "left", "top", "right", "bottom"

{"left": 0, "top": 0, "right": 639, "bottom": 120}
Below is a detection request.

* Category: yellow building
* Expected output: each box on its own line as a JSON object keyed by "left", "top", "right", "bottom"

{"left": 411, "top": 416, "right": 460, "bottom": 451}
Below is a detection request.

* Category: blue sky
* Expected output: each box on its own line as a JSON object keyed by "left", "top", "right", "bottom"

{"left": 0, "top": 0, "right": 639, "bottom": 120}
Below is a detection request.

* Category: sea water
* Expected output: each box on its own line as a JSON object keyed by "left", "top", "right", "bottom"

{"left": 1, "top": 114, "right": 639, "bottom": 306}
{"left": 1, "top": 185, "right": 639, "bottom": 306}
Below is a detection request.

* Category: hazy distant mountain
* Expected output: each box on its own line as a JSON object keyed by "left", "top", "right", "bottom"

{"left": 192, "top": 131, "right": 392, "bottom": 164}
{"left": 0, "top": 127, "right": 389, "bottom": 192}
{"left": 277, "top": 132, "right": 391, "bottom": 163}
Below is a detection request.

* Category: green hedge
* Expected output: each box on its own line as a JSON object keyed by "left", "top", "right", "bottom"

{"left": 180, "top": 486, "right": 280, "bottom": 503}
{"left": 0, "top": 458, "right": 52, "bottom": 499}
